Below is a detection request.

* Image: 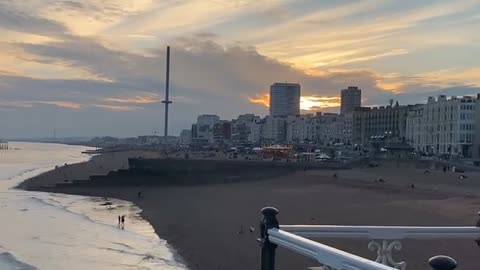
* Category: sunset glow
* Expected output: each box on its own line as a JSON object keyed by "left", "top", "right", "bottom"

{"left": 0, "top": 0, "right": 479, "bottom": 136}
{"left": 248, "top": 94, "right": 340, "bottom": 111}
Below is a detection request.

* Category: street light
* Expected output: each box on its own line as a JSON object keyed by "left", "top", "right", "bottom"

{"left": 384, "top": 130, "right": 392, "bottom": 146}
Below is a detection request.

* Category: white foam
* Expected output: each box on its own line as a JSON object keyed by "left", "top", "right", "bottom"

{"left": 0, "top": 142, "right": 187, "bottom": 270}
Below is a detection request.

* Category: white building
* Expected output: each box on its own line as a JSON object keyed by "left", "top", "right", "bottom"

{"left": 231, "top": 114, "right": 262, "bottom": 144}
{"left": 261, "top": 116, "right": 286, "bottom": 142}
{"left": 286, "top": 115, "right": 316, "bottom": 143}
{"left": 406, "top": 95, "right": 479, "bottom": 157}
{"left": 270, "top": 83, "right": 301, "bottom": 117}
{"left": 313, "top": 112, "right": 339, "bottom": 145}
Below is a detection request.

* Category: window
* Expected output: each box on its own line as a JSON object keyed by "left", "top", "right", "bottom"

{"left": 466, "top": 134, "right": 472, "bottom": 143}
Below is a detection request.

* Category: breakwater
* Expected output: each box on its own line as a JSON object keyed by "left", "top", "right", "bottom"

{"left": 58, "top": 158, "right": 350, "bottom": 187}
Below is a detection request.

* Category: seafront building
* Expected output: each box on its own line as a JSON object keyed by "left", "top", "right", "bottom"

{"left": 191, "top": 114, "right": 220, "bottom": 144}
{"left": 184, "top": 85, "right": 480, "bottom": 161}
{"left": 406, "top": 95, "right": 480, "bottom": 157}
{"left": 352, "top": 102, "right": 415, "bottom": 146}
{"left": 269, "top": 82, "right": 301, "bottom": 117}
{"left": 475, "top": 97, "right": 480, "bottom": 159}
{"left": 340, "top": 86, "right": 362, "bottom": 115}
{"left": 261, "top": 115, "right": 287, "bottom": 143}
{"left": 285, "top": 115, "right": 316, "bottom": 143}
{"left": 231, "top": 114, "right": 261, "bottom": 144}
{"left": 213, "top": 120, "right": 232, "bottom": 144}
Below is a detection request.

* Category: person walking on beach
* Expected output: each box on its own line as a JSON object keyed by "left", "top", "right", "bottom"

{"left": 121, "top": 215, "right": 126, "bottom": 229}
{"left": 117, "top": 215, "right": 121, "bottom": 228}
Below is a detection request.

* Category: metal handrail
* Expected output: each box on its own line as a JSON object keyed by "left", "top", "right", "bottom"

{"left": 268, "top": 228, "right": 396, "bottom": 270}
{"left": 280, "top": 225, "right": 480, "bottom": 240}
{"left": 259, "top": 207, "right": 465, "bottom": 270}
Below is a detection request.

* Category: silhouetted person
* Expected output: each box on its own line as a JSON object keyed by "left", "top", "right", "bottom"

{"left": 118, "top": 215, "right": 121, "bottom": 227}
{"left": 121, "top": 215, "right": 125, "bottom": 229}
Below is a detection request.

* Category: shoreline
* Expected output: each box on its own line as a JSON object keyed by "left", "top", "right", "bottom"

{"left": 19, "top": 152, "right": 480, "bottom": 270}
{"left": 5, "top": 144, "right": 187, "bottom": 270}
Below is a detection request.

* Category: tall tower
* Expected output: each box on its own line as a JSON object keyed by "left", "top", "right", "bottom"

{"left": 269, "top": 82, "right": 301, "bottom": 117}
{"left": 340, "top": 86, "right": 361, "bottom": 114}
{"left": 162, "top": 46, "right": 173, "bottom": 139}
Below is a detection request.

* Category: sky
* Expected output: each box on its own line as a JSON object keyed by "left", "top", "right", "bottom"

{"left": 1, "top": 0, "right": 480, "bottom": 138}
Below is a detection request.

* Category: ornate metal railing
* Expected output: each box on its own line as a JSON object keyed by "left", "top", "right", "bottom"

{"left": 259, "top": 207, "right": 480, "bottom": 270}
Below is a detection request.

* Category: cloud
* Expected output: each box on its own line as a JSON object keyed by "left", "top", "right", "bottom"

{"left": 0, "top": 1, "right": 67, "bottom": 35}
{"left": 93, "top": 104, "right": 141, "bottom": 112}
{"left": 8, "top": 34, "right": 479, "bottom": 136}
{"left": 0, "top": 0, "right": 479, "bottom": 138}
{"left": 104, "top": 94, "right": 160, "bottom": 104}
{"left": 0, "top": 100, "right": 34, "bottom": 110}
{"left": 36, "top": 100, "right": 82, "bottom": 109}
{"left": 248, "top": 94, "right": 270, "bottom": 107}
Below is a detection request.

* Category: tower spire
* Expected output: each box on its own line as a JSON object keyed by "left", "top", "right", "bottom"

{"left": 162, "top": 46, "right": 172, "bottom": 139}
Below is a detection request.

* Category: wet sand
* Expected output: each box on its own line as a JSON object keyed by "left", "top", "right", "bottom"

{"left": 22, "top": 155, "right": 480, "bottom": 270}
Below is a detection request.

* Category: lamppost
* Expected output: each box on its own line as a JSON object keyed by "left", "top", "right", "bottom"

{"left": 384, "top": 130, "right": 392, "bottom": 147}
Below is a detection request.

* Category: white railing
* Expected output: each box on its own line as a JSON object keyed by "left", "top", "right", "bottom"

{"left": 268, "top": 228, "right": 396, "bottom": 270}
{"left": 259, "top": 207, "right": 478, "bottom": 270}
{"left": 281, "top": 225, "right": 480, "bottom": 239}
{"left": 280, "top": 225, "right": 480, "bottom": 269}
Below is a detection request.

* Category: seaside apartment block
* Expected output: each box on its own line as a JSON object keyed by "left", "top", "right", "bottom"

{"left": 352, "top": 102, "right": 414, "bottom": 146}
{"left": 406, "top": 95, "right": 480, "bottom": 158}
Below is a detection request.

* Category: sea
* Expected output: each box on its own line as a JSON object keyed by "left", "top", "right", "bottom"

{"left": 0, "top": 142, "right": 187, "bottom": 270}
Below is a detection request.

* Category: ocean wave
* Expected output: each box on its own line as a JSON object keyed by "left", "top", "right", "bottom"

{"left": 97, "top": 246, "right": 183, "bottom": 268}
{"left": 27, "top": 196, "right": 98, "bottom": 224}
{"left": 0, "top": 252, "right": 37, "bottom": 270}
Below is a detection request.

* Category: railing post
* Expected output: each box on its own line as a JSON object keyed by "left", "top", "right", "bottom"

{"left": 476, "top": 211, "right": 480, "bottom": 246}
{"left": 260, "top": 206, "right": 279, "bottom": 270}
{"left": 428, "top": 255, "right": 457, "bottom": 270}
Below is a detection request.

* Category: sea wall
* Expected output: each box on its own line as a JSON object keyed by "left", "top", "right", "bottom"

{"left": 59, "top": 158, "right": 349, "bottom": 187}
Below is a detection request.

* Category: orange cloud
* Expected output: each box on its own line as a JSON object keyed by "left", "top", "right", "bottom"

{"left": 300, "top": 96, "right": 340, "bottom": 111}
{"left": 248, "top": 94, "right": 340, "bottom": 111}
{"left": 38, "top": 101, "right": 82, "bottom": 109}
{"left": 93, "top": 104, "right": 141, "bottom": 112}
{"left": 248, "top": 93, "right": 270, "bottom": 107}
{"left": 104, "top": 94, "right": 160, "bottom": 104}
